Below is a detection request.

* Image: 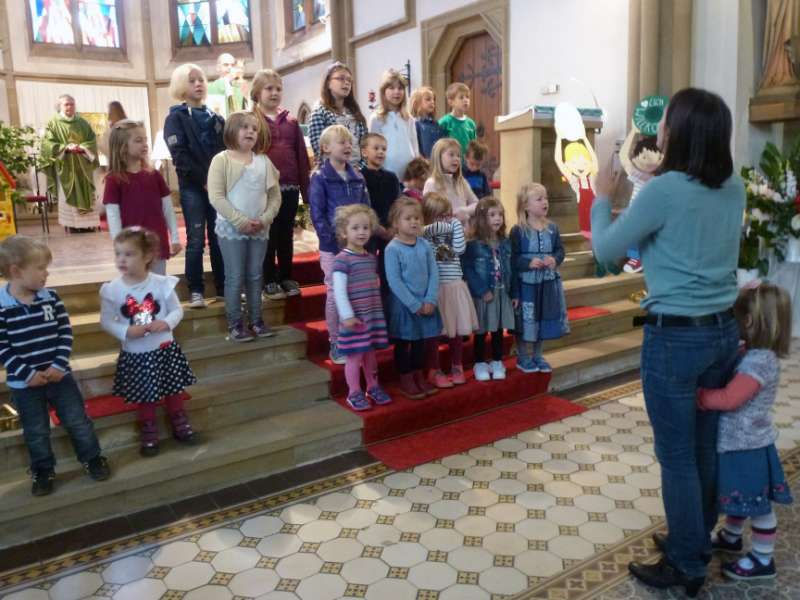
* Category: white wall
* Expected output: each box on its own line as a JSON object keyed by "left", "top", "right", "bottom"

{"left": 281, "top": 60, "right": 330, "bottom": 117}
{"left": 268, "top": 0, "right": 332, "bottom": 70}
{"left": 353, "top": 0, "right": 406, "bottom": 36}
{"left": 508, "top": 0, "right": 629, "bottom": 162}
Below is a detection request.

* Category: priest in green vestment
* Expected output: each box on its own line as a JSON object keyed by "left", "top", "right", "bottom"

{"left": 207, "top": 53, "right": 247, "bottom": 118}
{"left": 42, "top": 95, "right": 100, "bottom": 230}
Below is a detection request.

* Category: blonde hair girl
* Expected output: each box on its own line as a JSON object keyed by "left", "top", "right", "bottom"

{"left": 368, "top": 69, "right": 419, "bottom": 178}
{"left": 423, "top": 137, "right": 478, "bottom": 224}
{"left": 410, "top": 86, "right": 443, "bottom": 158}
{"left": 103, "top": 119, "right": 181, "bottom": 275}
{"left": 515, "top": 182, "right": 548, "bottom": 230}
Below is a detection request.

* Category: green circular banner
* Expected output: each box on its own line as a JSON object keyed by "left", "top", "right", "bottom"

{"left": 633, "top": 95, "right": 668, "bottom": 136}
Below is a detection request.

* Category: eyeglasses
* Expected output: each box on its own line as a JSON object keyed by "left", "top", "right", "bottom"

{"left": 330, "top": 76, "right": 353, "bottom": 84}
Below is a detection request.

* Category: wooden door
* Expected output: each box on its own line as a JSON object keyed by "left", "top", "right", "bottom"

{"left": 449, "top": 32, "right": 502, "bottom": 177}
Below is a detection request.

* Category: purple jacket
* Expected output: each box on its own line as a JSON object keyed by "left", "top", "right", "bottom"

{"left": 309, "top": 160, "right": 370, "bottom": 253}
{"left": 255, "top": 107, "right": 310, "bottom": 200}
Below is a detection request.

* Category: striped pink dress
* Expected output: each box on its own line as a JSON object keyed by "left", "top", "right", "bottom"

{"left": 333, "top": 250, "right": 389, "bottom": 354}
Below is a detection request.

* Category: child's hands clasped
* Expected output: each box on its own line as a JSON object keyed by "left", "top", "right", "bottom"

{"left": 529, "top": 257, "right": 545, "bottom": 269}
{"left": 417, "top": 303, "right": 435, "bottom": 316}
{"left": 342, "top": 317, "right": 363, "bottom": 329}
{"left": 42, "top": 366, "right": 65, "bottom": 383}
{"left": 148, "top": 320, "right": 170, "bottom": 333}
{"left": 170, "top": 242, "right": 183, "bottom": 256}
{"left": 543, "top": 256, "right": 556, "bottom": 269}
{"left": 127, "top": 320, "right": 171, "bottom": 339}
{"left": 28, "top": 371, "right": 50, "bottom": 387}
{"left": 482, "top": 291, "right": 494, "bottom": 303}
{"left": 240, "top": 220, "right": 263, "bottom": 235}
{"left": 530, "top": 256, "right": 556, "bottom": 269}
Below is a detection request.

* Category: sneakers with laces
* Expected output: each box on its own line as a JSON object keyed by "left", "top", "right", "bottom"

{"left": 31, "top": 468, "right": 55, "bottom": 496}
{"left": 329, "top": 342, "right": 346, "bottom": 365}
{"left": 451, "top": 365, "right": 467, "bottom": 385}
{"left": 84, "top": 455, "right": 111, "bottom": 481}
{"left": 517, "top": 357, "right": 539, "bottom": 373}
{"left": 490, "top": 360, "right": 506, "bottom": 380}
{"left": 281, "top": 279, "right": 301, "bottom": 297}
{"left": 188, "top": 293, "right": 206, "bottom": 309}
{"left": 228, "top": 320, "right": 255, "bottom": 343}
{"left": 535, "top": 357, "right": 552, "bottom": 373}
{"left": 474, "top": 362, "right": 491, "bottom": 381}
{"left": 251, "top": 320, "right": 276, "bottom": 338}
{"left": 367, "top": 386, "right": 392, "bottom": 405}
{"left": 623, "top": 258, "right": 643, "bottom": 273}
{"left": 263, "top": 282, "right": 287, "bottom": 300}
{"left": 346, "top": 390, "right": 371, "bottom": 411}
{"left": 429, "top": 370, "right": 454, "bottom": 389}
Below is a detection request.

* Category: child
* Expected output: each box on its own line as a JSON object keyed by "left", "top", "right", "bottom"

{"left": 696, "top": 283, "right": 793, "bottom": 581}
{"left": 462, "top": 197, "right": 515, "bottom": 381}
{"left": 360, "top": 133, "right": 401, "bottom": 232}
{"left": 208, "top": 111, "right": 282, "bottom": 342}
{"left": 0, "top": 236, "right": 110, "bottom": 496}
{"left": 332, "top": 204, "right": 392, "bottom": 411}
{"left": 384, "top": 197, "right": 441, "bottom": 399}
{"left": 310, "top": 125, "right": 371, "bottom": 364}
{"left": 100, "top": 228, "right": 197, "bottom": 457}
{"left": 164, "top": 63, "right": 226, "bottom": 309}
{"left": 402, "top": 157, "right": 431, "bottom": 202}
{"left": 308, "top": 62, "right": 368, "bottom": 168}
{"left": 104, "top": 119, "right": 182, "bottom": 276}
{"left": 422, "top": 192, "right": 477, "bottom": 387}
{"left": 619, "top": 125, "right": 662, "bottom": 273}
{"left": 423, "top": 138, "right": 479, "bottom": 224}
{"left": 368, "top": 69, "right": 419, "bottom": 178}
{"left": 438, "top": 82, "right": 477, "bottom": 155}
{"left": 463, "top": 139, "right": 491, "bottom": 198}
{"left": 510, "top": 182, "right": 569, "bottom": 373}
{"left": 251, "top": 68, "right": 311, "bottom": 299}
{"left": 410, "top": 86, "right": 443, "bottom": 158}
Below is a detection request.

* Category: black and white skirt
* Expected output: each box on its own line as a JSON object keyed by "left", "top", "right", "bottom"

{"left": 113, "top": 341, "right": 197, "bottom": 404}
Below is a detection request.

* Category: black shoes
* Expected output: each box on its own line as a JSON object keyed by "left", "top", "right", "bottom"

{"left": 84, "top": 455, "right": 111, "bottom": 481}
{"left": 629, "top": 557, "right": 705, "bottom": 598}
{"left": 31, "top": 469, "right": 55, "bottom": 496}
{"left": 652, "top": 532, "right": 711, "bottom": 564}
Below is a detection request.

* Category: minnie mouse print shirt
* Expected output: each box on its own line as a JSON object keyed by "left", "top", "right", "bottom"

{"left": 100, "top": 273, "right": 183, "bottom": 353}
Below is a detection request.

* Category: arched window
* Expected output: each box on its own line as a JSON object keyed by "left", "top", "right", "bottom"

{"left": 170, "top": 0, "right": 253, "bottom": 60}
{"left": 297, "top": 102, "right": 311, "bottom": 124}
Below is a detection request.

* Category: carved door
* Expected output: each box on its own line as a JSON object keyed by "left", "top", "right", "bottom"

{"left": 449, "top": 32, "right": 502, "bottom": 177}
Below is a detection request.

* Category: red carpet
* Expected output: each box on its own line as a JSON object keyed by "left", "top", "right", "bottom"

{"left": 50, "top": 392, "right": 191, "bottom": 425}
{"left": 368, "top": 393, "right": 585, "bottom": 469}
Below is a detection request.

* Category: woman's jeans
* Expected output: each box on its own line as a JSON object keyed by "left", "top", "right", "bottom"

{"left": 218, "top": 236, "right": 268, "bottom": 326}
{"left": 641, "top": 316, "right": 739, "bottom": 579}
{"left": 180, "top": 185, "right": 225, "bottom": 296}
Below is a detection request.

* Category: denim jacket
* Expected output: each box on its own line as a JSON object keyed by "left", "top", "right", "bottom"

{"left": 462, "top": 238, "right": 513, "bottom": 299}
{"left": 309, "top": 160, "right": 370, "bottom": 253}
{"left": 415, "top": 116, "right": 443, "bottom": 158}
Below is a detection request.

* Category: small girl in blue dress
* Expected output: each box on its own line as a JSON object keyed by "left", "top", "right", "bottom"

{"left": 384, "top": 196, "right": 442, "bottom": 400}
{"left": 510, "top": 182, "right": 569, "bottom": 373}
{"left": 697, "top": 282, "right": 793, "bottom": 581}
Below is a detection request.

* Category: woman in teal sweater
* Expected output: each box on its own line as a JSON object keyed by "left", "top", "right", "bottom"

{"left": 592, "top": 88, "right": 745, "bottom": 597}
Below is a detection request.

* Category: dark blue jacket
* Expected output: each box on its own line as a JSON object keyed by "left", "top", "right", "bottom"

{"left": 164, "top": 103, "right": 225, "bottom": 190}
{"left": 463, "top": 167, "right": 491, "bottom": 198}
{"left": 309, "top": 160, "right": 370, "bottom": 253}
{"left": 462, "top": 238, "right": 514, "bottom": 299}
{"left": 415, "top": 116, "right": 443, "bottom": 159}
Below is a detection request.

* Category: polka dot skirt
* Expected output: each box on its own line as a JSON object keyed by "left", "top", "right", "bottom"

{"left": 113, "top": 341, "right": 197, "bottom": 404}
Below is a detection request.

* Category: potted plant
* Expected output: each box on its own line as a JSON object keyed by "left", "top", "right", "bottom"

{"left": 0, "top": 121, "right": 40, "bottom": 203}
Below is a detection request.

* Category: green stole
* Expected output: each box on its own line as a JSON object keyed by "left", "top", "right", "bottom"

{"left": 42, "top": 114, "right": 99, "bottom": 212}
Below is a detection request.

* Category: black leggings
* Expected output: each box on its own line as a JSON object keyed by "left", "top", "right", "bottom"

{"left": 474, "top": 329, "right": 503, "bottom": 363}
{"left": 394, "top": 339, "right": 426, "bottom": 374}
{"left": 264, "top": 188, "right": 300, "bottom": 284}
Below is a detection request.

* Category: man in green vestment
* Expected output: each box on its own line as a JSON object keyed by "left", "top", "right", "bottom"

{"left": 207, "top": 53, "right": 247, "bottom": 118}
{"left": 42, "top": 95, "right": 99, "bottom": 230}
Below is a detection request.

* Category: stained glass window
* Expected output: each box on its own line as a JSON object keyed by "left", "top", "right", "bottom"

{"left": 291, "top": 0, "right": 305, "bottom": 32}
{"left": 312, "top": 0, "right": 326, "bottom": 22}
{"left": 177, "top": 0, "right": 211, "bottom": 47}
{"left": 215, "top": 0, "right": 250, "bottom": 44}
{"left": 29, "top": 0, "right": 75, "bottom": 45}
{"left": 78, "top": 0, "right": 120, "bottom": 48}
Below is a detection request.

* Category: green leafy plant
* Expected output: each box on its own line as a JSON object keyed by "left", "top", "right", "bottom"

{"left": 0, "top": 122, "right": 41, "bottom": 202}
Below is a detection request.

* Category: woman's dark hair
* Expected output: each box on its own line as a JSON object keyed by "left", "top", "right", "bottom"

{"left": 657, "top": 88, "right": 733, "bottom": 188}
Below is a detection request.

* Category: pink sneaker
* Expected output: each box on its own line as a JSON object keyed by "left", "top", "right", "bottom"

{"left": 451, "top": 365, "right": 467, "bottom": 385}
{"left": 429, "top": 370, "right": 454, "bottom": 389}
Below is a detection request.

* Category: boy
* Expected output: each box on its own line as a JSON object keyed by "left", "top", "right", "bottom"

{"left": 463, "top": 140, "right": 491, "bottom": 198}
{"left": 402, "top": 157, "right": 431, "bottom": 202}
{"left": 360, "top": 133, "right": 401, "bottom": 229}
{"left": 0, "top": 236, "right": 109, "bottom": 496}
{"left": 438, "top": 82, "right": 477, "bottom": 155}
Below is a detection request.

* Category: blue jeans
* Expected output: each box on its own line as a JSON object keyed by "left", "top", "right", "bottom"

{"left": 180, "top": 185, "right": 225, "bottom": 295}
{"left": 11, "top": 374, "right": 101, "bottom": 472}
{"left": 218, "top": 236, "right": 268, "bottom": 325}
{"left": 641, "top": 316, "right": 739, "bottom": 578}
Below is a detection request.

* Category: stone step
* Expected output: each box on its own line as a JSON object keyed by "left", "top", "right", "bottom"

{"left": 0, "top": 360, "right": 331, "bottom": 472}
{"left": 563, "top": 273, "right": 645, "bottom": 307}
{"left": 545, "top": 299, "right": 642, "bottom": 352}
{"left": 561, "top": 251, "right": 595, "bottom": 280}
{"left": 561, "top": 232, "right": 591, "bottom": 253}
{"left": 0, "top": 401, "right": 362, "bottom": 547}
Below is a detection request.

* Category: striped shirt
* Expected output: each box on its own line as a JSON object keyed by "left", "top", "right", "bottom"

{"left": 0, "top": 286, "right": 73, "bottom": 389}
{"left": 424, "top": 218, "right": 466, "bottom": 283}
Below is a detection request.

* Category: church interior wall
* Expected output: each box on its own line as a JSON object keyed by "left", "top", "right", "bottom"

{"left": 352, "top": 0, "right": 407, "bottom": 37}
{"left": 0, "top": 80, "right": 8, "bottom": 124}
{"left": 268, "top": 0, "right": 332, "bottom": 71}
{"left": 280, "top": 60, "right": 329, "bottom": 119}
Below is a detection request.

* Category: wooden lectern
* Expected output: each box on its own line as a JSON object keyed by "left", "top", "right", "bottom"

{"left": 495, "top": 107, "right": 602, "bottom": 227}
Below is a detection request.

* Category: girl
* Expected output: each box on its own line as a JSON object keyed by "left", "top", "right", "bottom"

{"left": 402, "top": 157, "right": 431, "bottom": 202}
{"left": 104, "top": 119, "right": 182, "bottom": 276}
{"left": 422, "top": 192, "right": 477, "bottom": 387}
{"left": 423, "top": 138, "right": 479, "bottom": 225}
{"left": 332, "top": 204, "right": 392, "bottom": 411}
{"left": 384, "top": 197, "right": 441, "bottom": 399}
{"left": 309, "top": 125, "right": 370, "bottom": 364}
{"left": 511, "top": 182, "right": 569, "bottom": 373}
{"left": 164, "top": 63, "right": 226, "bottom": 309}
{"left": 368, "top": 69, "right": 419, "bottom": 178}
{"left": 308, "top": 62, "right": 368, "bottom": 168}
{"left": 696, "top": 283, "right": 793, "bottom": 581}
{"left": 100, "top": 228, "right": 197, "bottom": 457}
{"left": 554, "top": 134, "right": 598, "bottom": 241}
{"left": 462, "top": 197, "right": 515, "bottom": 381}
{"left": 410, "top": 86, "right": 443, "bottom": 158}
{"left": 208, "top": 111, "right": 282, "bottom": 342}
{"left": 251, "top": 69, "right": 311, "bottom": 300}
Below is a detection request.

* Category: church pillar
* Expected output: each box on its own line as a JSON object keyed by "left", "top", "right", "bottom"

{"left": 0, "top": 0, "right": 20, "bottom": 125}
{"left": 329, "top": 0, "right": 355, "bottom": 66}
{"left": 141, "top": 0, "right": 159, "bottom": 136}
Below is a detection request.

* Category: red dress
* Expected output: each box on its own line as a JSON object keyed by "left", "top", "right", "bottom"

{"left": 577, "top": 179, "right": 595, "bottom": 240}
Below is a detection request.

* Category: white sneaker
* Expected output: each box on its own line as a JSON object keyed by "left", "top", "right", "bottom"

{"left": 474, "top": 362, "right": 491, "bottom": 381}
{"left": 189, "top": 293, "right": 207, "bottom": 309}
{"left": 490, "top": 360, "right": 506, "bottom": 380}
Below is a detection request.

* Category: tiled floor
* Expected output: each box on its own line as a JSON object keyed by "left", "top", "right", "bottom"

{"left": 3, "top": 350, "right": 800, "bottom": 599}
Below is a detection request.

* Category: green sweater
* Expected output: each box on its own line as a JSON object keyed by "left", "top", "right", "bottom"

{"left": 591, "top": 171, "right": 745, "bottom": 316}
{"left": 438, "top": 113, "right": 477, "bottom": 154}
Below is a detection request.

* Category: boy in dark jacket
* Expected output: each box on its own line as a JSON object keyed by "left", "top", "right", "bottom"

{"left": 463, "top": 139, "right": 491, "bottom": 199}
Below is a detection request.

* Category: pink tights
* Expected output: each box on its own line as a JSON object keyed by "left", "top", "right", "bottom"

{"left": 136, "top": 394, "right": 185, "bottom": 421}
{"left": 344, "top": 350, "right": 379, "bottom": 395}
